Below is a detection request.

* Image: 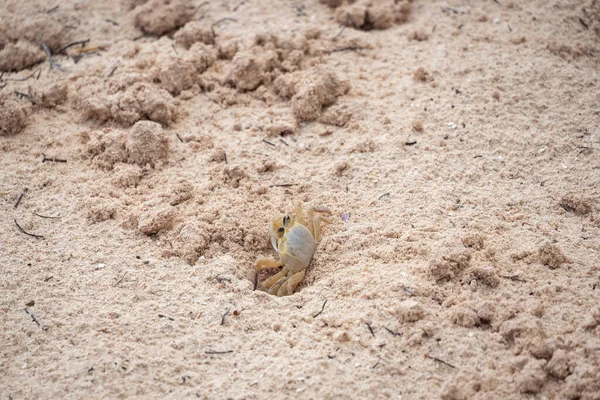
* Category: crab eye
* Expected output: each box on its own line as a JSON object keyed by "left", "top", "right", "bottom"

{"left": 277, "top": 227, "right": 284, "bottom": 233}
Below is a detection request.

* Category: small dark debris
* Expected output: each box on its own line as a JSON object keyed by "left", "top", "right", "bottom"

{"left": 384, "top": 326, "right": 402, "bottom": 337}
{"left": 205, "top": 350, "right": 233, "bottom": 355}
{"left": 42, "top": 153, "right": 67, "bottom": 163}
{"left": 366, "top": 322, "right": 375, "bottom": 337}
{"left": 15, "top": 219, "right": 44, "bottom": 239}
{"left": 14, "top": 188, "right": 28, "bottom": 209}
{"left": 502, "top": 274, "right": 526, "bottom": 282}
{"left": 313, "top": 299, "right": 327, "bottom": 318}
{"left": 220, "top": 309, "right": 230, "bottom": 325}
{"left": 24, "top": 308, "right": 41, "bottom": 326}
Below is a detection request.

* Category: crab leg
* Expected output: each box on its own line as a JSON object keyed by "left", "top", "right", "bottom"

{"left": 260, "top": 268, "right": 288, "bottom": 291}
{"left": 293, "top": 200, "right": 308, "bottom": 227}
{"left": 307, "top": 206, "right": 332, "bottom": 242}
{"left": 267, "top": 273, "right": 290, "bottom": 295}
{"left": 256, "top": 257, "right": 283, "bottom": 271}
{"left": 277, "top": 270, "right": 306, "bottom": 297}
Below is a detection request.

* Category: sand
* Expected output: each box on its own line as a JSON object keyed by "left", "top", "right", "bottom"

{"left": 1, "top": 0, "right": 600, "bottom": 398}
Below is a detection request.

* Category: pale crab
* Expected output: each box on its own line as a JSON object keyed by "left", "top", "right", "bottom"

{"left": 256, "top": 200, "right": 332, "bottom": 296}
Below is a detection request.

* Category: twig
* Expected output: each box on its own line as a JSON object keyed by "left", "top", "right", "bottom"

{"left": 378, "top": 192, "right": 390, "bottom": 200}
{"left": 39, "top": 38, "right": 66, "bottom": 72}
{"left": 57, "top": 39, "right": 91, "bottom": 54}
{"left": 15, "top": 219, "right": 44, "bottom": 239}
{"left": 313, "top": 299, "right": 327, "bottom": 318}
{"left": 45, "top": 5, "right": 59, "bottom": 13}
{"left": 384, "top": 326, "right": 402, "bottom": 337}
{"left": 220, "top": 309, "right": 230, "bottom": 325}
{"left": 577, "top": 146, "right": 592, "bottom": 155}
{"left": 366, "top": 322, "right": 375, "bottom": 337}
{"left": 332, "top": 13, "right": 350, "bottom": 40}
{"left": 507, "top": 23, "right": 512, "bottom": 32}
{"left": 196, "top": 1, "right": 210, "bottom": 10}
{"left": 253, "top": 272, "right": 258, "bottom": 291}
{"left": 279, "top": 138, "right": 289, "bottom": 147}
{"left": 332, "top": 25, "right": 346, "bottom": 40}
{"left": 442, "top": 6, "right": 462, "bottom": 14}
{"left": 4, "top": 69, "right": 42, "bottom": 82}
{"left": 44, "top": 276, "right": 54, "bottom": 282}
{"left": 35, "top": 212, "right": 61, "bottom": 219}
{"left": 42, "top": 153, "right": 67, "bottom": 163}
{"left": 105, "top": 19, "right": 119, "bottom": 26}
{"left": 262, "top": 139, "right": 276, "bottom": 147}
{"left": 231, "top": 1, "right": 244, "bottom": 12}
{"left": 14, "top": 91, "right": 33, "bottom": 103}
{"left": 107, "top": 63, "right": 119, "bottom": 78}
{"left": 158, "top": 314, "right": 174, "bottom": 321}
{"left": 24, "top": 308, "right": 41, "bottom": 326}
{"left": 175, "top": 133, "right": 184, "bottom": 143}
{"left": 270, "top": 183, "right": 296, "bottom": 188}
{"left": 113, "top": 272, "right": 127, "bottom": 287}
{"left": 405, "top": 140, "right": 417, "bottom": 146}
{"left": 211, "top": 17, "right": 237, "bottom": 37}
{"left": 372, "top": 360, "right": 380, "bottom": 369}
{"left": 205, "top": 350, "right": 233, "bottom": 354}
{"left": 425, "top": 354, "right": 456, "bottom": 369}
{"left": 14, "top": 188, "right": 28, "bottom": 209}
{"left": 330, "top": 46, "right": 367, "bottom": 53}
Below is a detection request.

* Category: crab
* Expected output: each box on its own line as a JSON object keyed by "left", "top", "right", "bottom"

{"left": 256, "top": 200, "right": 332, "bottom": 296}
